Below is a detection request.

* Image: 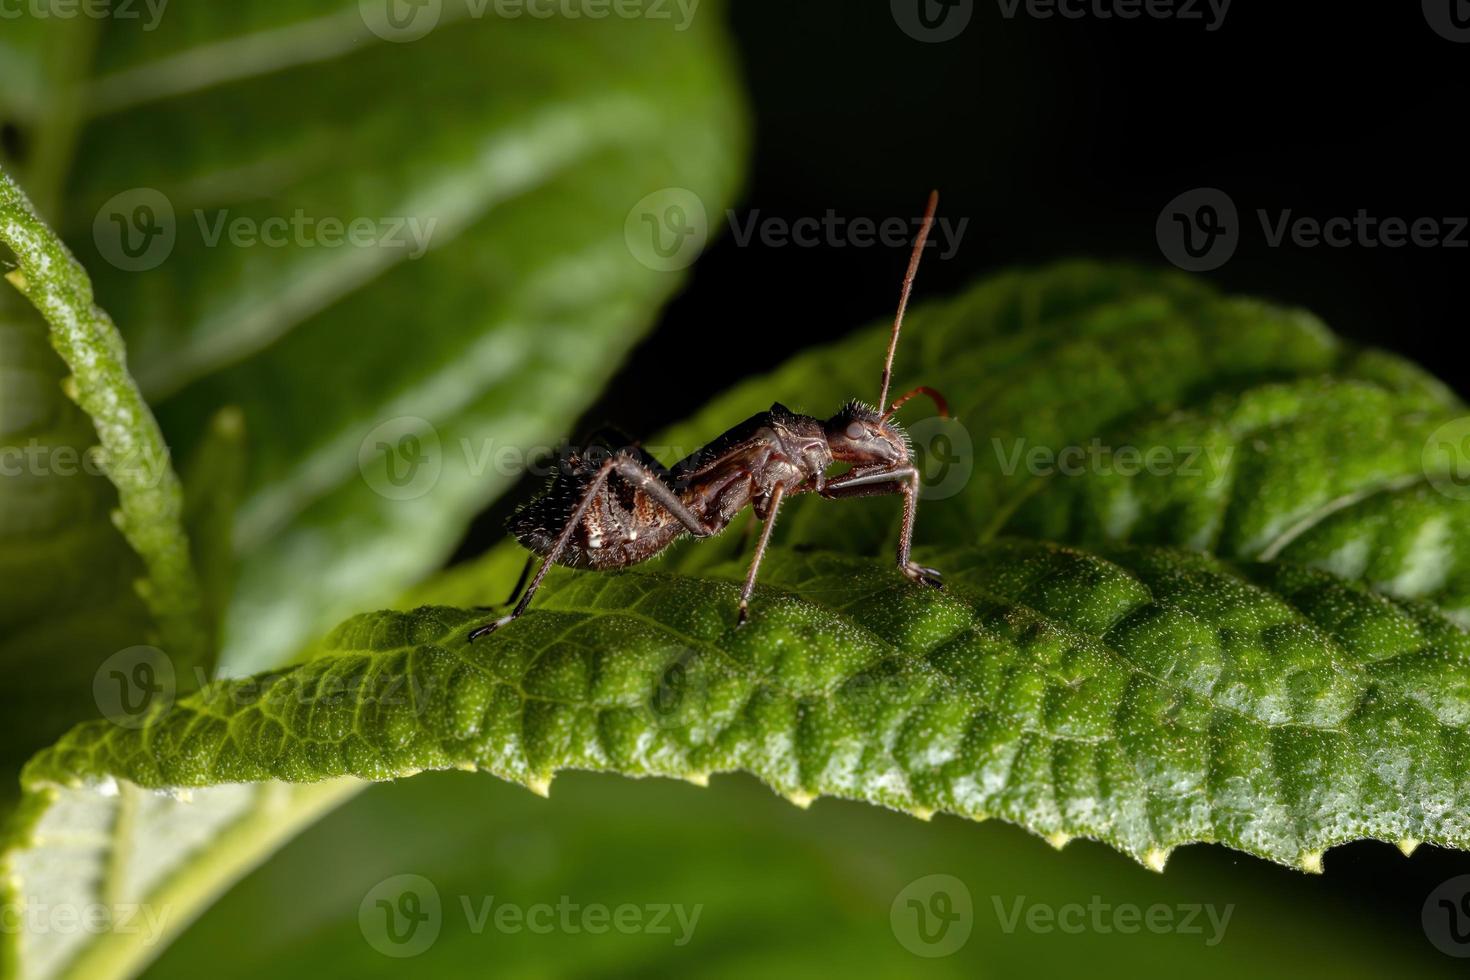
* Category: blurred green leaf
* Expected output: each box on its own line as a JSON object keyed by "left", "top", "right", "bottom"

{"left": 147, "top": 770, "right": 1463, "bottom": 979}
{"left": 0, "top": 294, "right": 152, "bottom": 800}
{"left": 2, "top": 1, "right": 747, "bottom": 677}
{"left": 0, "top": 5, "right": 745, "bottom": 979}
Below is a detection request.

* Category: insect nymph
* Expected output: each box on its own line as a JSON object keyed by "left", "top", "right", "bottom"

{"left": 468, "top": 191, "right": 948, "bottom": 642}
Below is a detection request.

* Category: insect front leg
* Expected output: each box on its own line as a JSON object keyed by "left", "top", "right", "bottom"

{"left": 819, "top": 465, "right": 943, "bottom": 589}
{"left": 469, "top": 453, "right": 722, "bottom": 642}
{"left": 738, "top": 483, "right": 788, "bottom": 626}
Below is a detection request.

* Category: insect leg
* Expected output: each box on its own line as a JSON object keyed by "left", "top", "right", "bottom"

{"left": 468, "top": 456, "right": 619, "bottom": 642}
{"left": 738, "top": 482, "right": 787, "bottom": 625}
{"left": 470, "top": 453, "right": 720, "bottom": 642}
{"left": 609, "top": 456, "right": 721, "bottom": 538}
{"left": 820, "top": 465, "right": 942, "bottom": 588}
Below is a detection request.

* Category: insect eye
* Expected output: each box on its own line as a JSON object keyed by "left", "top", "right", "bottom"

{"left": 845, "top": 421, "right": 865, "bottom": 441}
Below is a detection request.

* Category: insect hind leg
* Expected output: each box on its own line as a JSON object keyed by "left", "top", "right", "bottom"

{"left": 469, "top": 453, "right": 717, "bottom": 643}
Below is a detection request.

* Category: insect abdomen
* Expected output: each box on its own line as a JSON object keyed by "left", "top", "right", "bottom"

{"left": 508, "top": 474, "right": 687, "bottom": 570}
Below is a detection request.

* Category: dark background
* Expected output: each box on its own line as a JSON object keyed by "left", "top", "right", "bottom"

{"left": 463, "top": 0, "right": 1470, "bottom": 953}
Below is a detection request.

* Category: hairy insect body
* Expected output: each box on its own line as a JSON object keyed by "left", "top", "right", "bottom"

{"left": 509, "top": 405, "right": 832, "bottom": 570}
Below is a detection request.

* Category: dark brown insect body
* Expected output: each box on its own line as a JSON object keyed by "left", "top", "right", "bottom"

{"left": 469, "top": 192, "right": 947, "bottom": 642}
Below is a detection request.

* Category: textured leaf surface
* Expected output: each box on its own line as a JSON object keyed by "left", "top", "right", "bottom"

{"left": 658, "top": 263, "right": 1470, "bottom": 619}
{"left": 23, "top": 540, "right": 1470, "bottom": 874}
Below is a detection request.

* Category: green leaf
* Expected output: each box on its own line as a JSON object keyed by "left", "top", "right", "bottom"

{"left": 10, "top": 262, "right": 1467, "bottom": 980}
{"left": 3, "top": 1, "right": 747, "bottom": 675}
{"left": 24, "top": 538, "right": 1470, "bottom": 874}
{"left": 659, "top": 263, "right": 1470, "bottom": 612}
{"left": 0, "top": 169, "right": 208, "bottom": 674}
{"left": 1, "top": 8, "right": 744, "bottom": 979}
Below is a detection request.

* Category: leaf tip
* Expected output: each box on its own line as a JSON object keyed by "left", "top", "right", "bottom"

{"left": 1397, "top": 837, "right": 1421, "bottom": 858}
{"left": 910, "top": 806, "right": 936, "bottom": 822}
{"left": 783, "top": 789, "right": 815, "bottom": 810}
{"left": 682, "top": 772, "right": 710, "bottom": 788}
{"left": 4, "top": 267, "right": 25, "bottom": 291}
{"left": 1297, "top": 849, "right": 1324, "bottom": 874}
{"left": 1143, "top": 847, "right": 1171, "bottom": 872}
{"left": 526, "top": 775, "right": 553, "bottom": 798}
{"left": 1046, "top": 830, "right": 1073, "bottom": 850}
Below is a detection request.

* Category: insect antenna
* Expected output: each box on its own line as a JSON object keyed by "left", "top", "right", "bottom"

{"left": 877, "top": 189, "right": 940, "bottom": 413}
{"left": 883, "top": 384, "right": 949, "bottom": 420}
